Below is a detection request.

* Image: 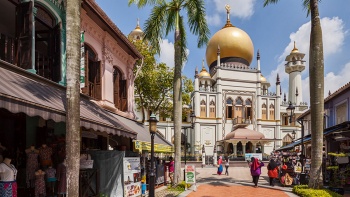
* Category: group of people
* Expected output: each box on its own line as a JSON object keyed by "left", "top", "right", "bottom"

{"left": 216, "top": 156, "right": 280, "bottom": 188}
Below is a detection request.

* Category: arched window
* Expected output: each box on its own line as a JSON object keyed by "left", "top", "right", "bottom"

{"left": 200, "top": 100, "right": 206, "bottom": 117}
{"left": 283, "top": 113, "right": 289, "bottom": 125}
{"left": 82, "top": 44, "right": 101, "bottom": 100}
{"left": 226, "top": 98, "right": 233, "bottom": 119}
{"left": 283, "top": 134, "right": 293, "bottom": 146}
{"left": 262, "top": 103, "right": 267, "bottom": 120}
{"left": 113, "top": 67, "right": 127, "bottom": 111}
{"left": 269, "top": 104, "right": 275, "bottom": 120}
{"left": 245, "top": 99, "right": 252, "bottom": 121}
{"left": 209, "top": 100, "right": 215, "bottom": 118}
{"left": 234, "top": 97, "right": 243, "bottom": 123}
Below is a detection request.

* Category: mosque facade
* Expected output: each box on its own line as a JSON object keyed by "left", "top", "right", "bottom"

{"left": 131, "top": 7, "right": 308, "bottom": 161}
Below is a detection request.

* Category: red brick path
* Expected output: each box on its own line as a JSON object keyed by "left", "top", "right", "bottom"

{"left": 187, "top": 185, "right": 289, "bottom": 197}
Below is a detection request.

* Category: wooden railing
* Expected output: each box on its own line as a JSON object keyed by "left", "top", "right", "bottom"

{"left": 0, "top": 33, "right": 16, "bottom": 64}
{"left": 35, "top": 51, "right": 53, "bottom": 80}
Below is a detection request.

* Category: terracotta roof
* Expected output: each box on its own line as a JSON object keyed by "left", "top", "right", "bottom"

{"left": 225, "top": 127, "right": 265, "bottom": 140}
{"left": 83, "top": 0, "right": 142, "bottom": 59}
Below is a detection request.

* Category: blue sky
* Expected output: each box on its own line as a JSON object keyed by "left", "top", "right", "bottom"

{"left": 95, "top": 0, "right": 350, "bottom": 104}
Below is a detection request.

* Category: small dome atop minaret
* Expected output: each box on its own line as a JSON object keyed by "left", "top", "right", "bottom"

{"left": 291, "top": 41, "right": 299, "bottom": 53}
{"left": 129, "top": 18, "right": 143, "bottom": 40}
{"left": 198, "top": 59, "right": 211, "bottom": 78}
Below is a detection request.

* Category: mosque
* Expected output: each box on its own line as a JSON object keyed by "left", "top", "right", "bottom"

{"left": 130, "top": 6, "right": 308, "bottom": 162}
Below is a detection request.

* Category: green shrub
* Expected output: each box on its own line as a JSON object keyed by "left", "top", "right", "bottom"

{"left": 168, "top": 181, "right": 192, "bottom": 191}
{"left": 293, "top": 185, "right": 342, "bottom": 197}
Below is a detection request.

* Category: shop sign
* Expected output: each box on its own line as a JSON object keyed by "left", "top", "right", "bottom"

{"left": 80, "top": 32, "right": 85, "bottom": 88}
{"left": 185, "top": 165, "right": 196, "bottom": 184}
{"left": 123, "top": 157, "right": 141, "bottom": 197}
{"left": 245, "top": 153, "right": 262, "bottom": 161}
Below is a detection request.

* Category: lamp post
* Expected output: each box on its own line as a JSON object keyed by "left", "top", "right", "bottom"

{"left": 183, "top": 111, "right": 196, "bottom": 181}
{"left": 148, "top": 114, "right": 158, "bottom": 197}
{"left": 286, "top": 102, "right": 305, "bottom": 173}
{"left": 291, "top": 130, "right": 296, "bottom": 141}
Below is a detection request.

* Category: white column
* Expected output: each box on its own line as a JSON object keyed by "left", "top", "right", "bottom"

{"left": 233, "top": 144, "right": 237, "bottom": 158}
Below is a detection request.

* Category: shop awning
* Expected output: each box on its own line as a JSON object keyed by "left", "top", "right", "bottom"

{"left": 276, "top": 135, "right": 311, "bottom": 151}
{"left": 0, "top": 60, "right": 136, "bottom": 138}
{"left": 107, "top": 111, "right": 173, "bottom": 152}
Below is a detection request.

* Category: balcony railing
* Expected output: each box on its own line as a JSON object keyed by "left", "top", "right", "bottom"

{"left": 0, "top": 33, "right": 16, "bottom": 64}
{"left": 232, "top": 117, "right": 251, "bottom": 125}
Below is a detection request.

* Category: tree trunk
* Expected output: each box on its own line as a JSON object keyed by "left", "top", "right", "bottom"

{"left": 66, "top": 0, "right": 81, "bottom": 196}
{"left": 308, "top": 0, "right": 324, "bottom": 189}
{"left": 173, "top": 13, "right": 183, "bottom": 185}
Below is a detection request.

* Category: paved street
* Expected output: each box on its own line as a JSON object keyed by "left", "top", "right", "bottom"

{"left": 156, "top": 164, "right": 298, "bottom": 197}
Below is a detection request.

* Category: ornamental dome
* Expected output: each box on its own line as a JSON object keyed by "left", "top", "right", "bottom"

{"left": 129, "top": 19, "right": 143, "bottom": 40}
{"left": 198, "top": 60, "right": 211, "bottom": 78}
{"left": 205, "top": 6, "right": 254, "bottom": 68}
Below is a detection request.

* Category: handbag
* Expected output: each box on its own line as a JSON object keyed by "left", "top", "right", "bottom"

{"left": 294, "top": 161, "right": 302, "bottom": 173}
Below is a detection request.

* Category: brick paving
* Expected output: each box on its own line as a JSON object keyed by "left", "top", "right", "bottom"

{"left": 173, "top": 164, "right": 298, "bottom": 197}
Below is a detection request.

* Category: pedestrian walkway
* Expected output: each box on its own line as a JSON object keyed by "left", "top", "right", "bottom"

{"left": 175, "top": 166, "right": 298, "bottom": 197}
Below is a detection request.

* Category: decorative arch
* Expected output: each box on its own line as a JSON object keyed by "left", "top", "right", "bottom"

{"left": 209, "top": 100, "right": 215, "bottom": 118}
{"left": 234, "top": 97, "right": 243, "bottom": 122}
{"left": 226, "top": 97, "right": 233, "bottom": 119}
{"left": 262, "top": 103, "right": 267, "bottom": 120}
{"left": 200, "top": 99, "right": 206, "bottom": 117}
{"left": 113, "top": 66, "right": 127, "bottom": 111}
{"left": 235, "top": 97, "right": 243, "bottom": 105}
{"left": 269, "top": 104, "right": 275, "bottom": 120}
{"left": 244, "top": 98, "right": 252, "bottom": 121}
{"left": 82, "top": 44, "right": 101, "bottom": 100}
{"left": 283, "top": 134, "right": 293, "bottom": 146}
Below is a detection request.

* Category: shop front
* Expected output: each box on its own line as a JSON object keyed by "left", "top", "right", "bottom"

{"left": 0, "top": 60, "right": 137, "bottom": 196}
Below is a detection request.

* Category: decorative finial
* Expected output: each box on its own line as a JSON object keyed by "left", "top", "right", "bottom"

{"left": 284, "top": 93, "right": 286, "bottom": 101}
{"left": 328, "top": 90, "right": 331, "bottom": 96}
{"left": 202, "top": 59, "right": 205, "bottom": 69}
{"left": 217, "top": 45, "right": 220, "bottom": 55}
{"left": 195, "top": 66, "right": 198, "bottom": 78}
{"left": 276, "top": 73, "right": 280, "bottom": 85}
{"left": 257, "top": 50, "right": 260, "bottom": 60}
{"left": 280, "top": 85, "right": 282, "bottom": 95}
{"left": 291, "top": 41, "right": 299, "bottom": 53}
{"left": 135, "top": 18, "right": 141, "bottom": 29}
{"left": 223, "top": 4, "right": 233, "bottom": 28}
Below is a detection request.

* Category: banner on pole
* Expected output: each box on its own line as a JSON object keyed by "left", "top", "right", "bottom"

{"left": 185, "top": 165, "right": 196, "bottom": 184}
{"left": 80, "top": 31, "right": 85, "bottom": 88}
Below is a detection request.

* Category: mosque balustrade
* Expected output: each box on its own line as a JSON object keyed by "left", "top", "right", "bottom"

{"left": 199, "top": 85, "right": 216, "bottom": 92}
{"left": 232, "top": 117, "right": 251, "bottom": 125}
{"left": 262, "top": 91, "right": 277, "bottom": 96}
{"left": 219, "top": 62, "right": 258, "bottom": 71}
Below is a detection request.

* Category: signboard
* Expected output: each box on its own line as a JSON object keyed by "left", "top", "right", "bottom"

{"left": 80, "top": 32, "right": 85, "bottom": 88}
{"left": 245, "top": 153, "right": 262, "bottom": 161}
{"left": 123, "top": 157, "right": 141, "bottom": 197}
{"left": 185, "top": 165, "right": 196, "bottom": 184}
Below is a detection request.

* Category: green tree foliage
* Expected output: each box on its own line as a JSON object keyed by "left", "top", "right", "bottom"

{"left": 128, "top": 0, "right": 209, "bottom": 185}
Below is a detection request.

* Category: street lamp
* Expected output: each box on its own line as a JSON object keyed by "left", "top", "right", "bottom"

{"left": 183, "top": 111, "right": 196, "bottom": 181}
{"left": 148, "top": 113, "right": 158, "bottom": 197}
{"left": 287, "top": 102, "right": 305, "bottom": 173}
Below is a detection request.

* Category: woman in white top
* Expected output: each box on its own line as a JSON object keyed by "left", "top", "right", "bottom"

{"left": 224, "top": 157, "right": 230, "bottom": 176}
{"left": 0, "top": 157, "right": 17, "bottom": 197}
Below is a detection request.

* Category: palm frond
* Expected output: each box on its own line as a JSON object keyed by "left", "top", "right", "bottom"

{"left": 165, "top": 1, "right": 177, "bottom": 35}
{"left": 184, "top": 0, "right": 210, "bottom": 48}
{"left": 143, "top": 3, "right": 169, "bottom": 54}
{"left": 128, "top": 0, "right": 166, "bottom": 8}
{"left": 263, "top": 0, "right": 280, "bottom": 7}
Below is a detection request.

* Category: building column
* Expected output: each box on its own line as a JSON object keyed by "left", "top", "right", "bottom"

{"left": 242, "top": 144, "right": 246, "bottom": 156}
{"left": 233, "top": 144, "right": 237, "bottom": 158}
{"left": 252, "top": 144, "right": 256, "bottom": 153}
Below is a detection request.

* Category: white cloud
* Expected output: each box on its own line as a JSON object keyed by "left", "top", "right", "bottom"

{"left": 206, "top": 0, "right": 256, "bottom": 26}
{"left": 267, "top": 17, "right": 346, "bottom": 103}
{"left": 302, "top": 62, "right": 350, "bottom": 103}
{"left": 158, "top": 39, "right": 190, "bottom": 69}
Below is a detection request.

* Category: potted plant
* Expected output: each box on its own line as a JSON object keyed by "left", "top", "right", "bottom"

{"left": 325, "top": 152, "right": 350, "bottom": 195}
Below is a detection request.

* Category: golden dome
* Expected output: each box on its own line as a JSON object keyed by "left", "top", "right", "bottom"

{"left": 260, "top": 74, "right": 267, "bottom": 82}
{"left": 198, "top": 60, "right": 211, "bottom": 77}
{"left": 205, "top": 8, "right": 254, "bottom": 67}
{"left": 129, "top": 19, "right": 143, "bottom": 39}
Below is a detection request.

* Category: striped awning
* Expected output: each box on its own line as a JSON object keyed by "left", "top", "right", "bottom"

{"left": 0, "top": 60, "right": 136, "bottom": 138}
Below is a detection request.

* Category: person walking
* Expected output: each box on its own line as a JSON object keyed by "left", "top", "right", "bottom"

{"left": 166, "top": 157, "right": 174, "bottom": 185}
{"left": 249, "top": 157, "right": 264, "bottom": 188}
{"left": 224, "top": 157, "right": 229, "bottom": 176}
{"left": 267, "top": 158, "right": 279, "bottom": 186}
{"left": 217, "top": 156, "right": 223, "bottom": 175}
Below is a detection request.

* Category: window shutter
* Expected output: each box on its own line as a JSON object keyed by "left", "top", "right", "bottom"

{"left": 16, "top": 2, "right": 32, "bottom": 69}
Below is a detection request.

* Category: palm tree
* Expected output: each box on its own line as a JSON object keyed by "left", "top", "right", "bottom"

{"left": 128, "top": 0, "right": 210, "bottom": 185}
{"left": 264, "top": 0, "right": 324, "bottom": 188}
{"left": 65, "top": 0, "right": 82, "bottom": 195}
